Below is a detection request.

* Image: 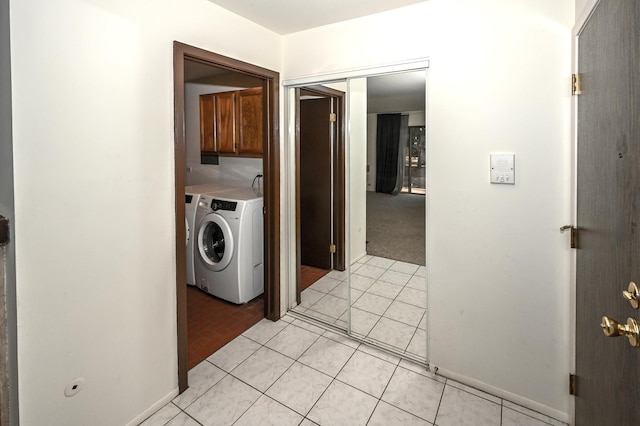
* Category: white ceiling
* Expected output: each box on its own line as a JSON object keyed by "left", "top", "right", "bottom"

{"left": 207, "top": 0, "right": 428, "bottom": 35}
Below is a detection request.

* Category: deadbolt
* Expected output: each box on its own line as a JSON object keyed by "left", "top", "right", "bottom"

{"left": 600, "top": 316, "right": 640, "bottom": 348}
{"left": 623, "top": 282, "right": 640, "bottom": 309}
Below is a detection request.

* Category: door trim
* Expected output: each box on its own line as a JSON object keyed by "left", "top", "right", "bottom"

{"left": 173, "top": 42, "right": 280, "bottom": 392}
{"left": 282, "top": 59, "right": 430, "bottom": 87}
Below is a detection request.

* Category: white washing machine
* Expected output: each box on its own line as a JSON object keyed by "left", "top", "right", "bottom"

{"left": 185, "top": 183, "right": 241, "bottom": 286}
{"left": 194, "top": 188, "right": 264, "bottom": 304}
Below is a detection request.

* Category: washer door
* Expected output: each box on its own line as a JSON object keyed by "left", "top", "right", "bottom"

{"left": 197, "top": 213, "right": 234, "bottom": 271}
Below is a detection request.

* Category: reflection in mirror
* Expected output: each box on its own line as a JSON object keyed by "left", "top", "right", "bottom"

{"left": 349, "top": 71, "right": 428, "bottom": 363}
{"left": 290, "top": 81, "right": 349, "bottom": 330}
{"left": 286, "top": 68, "right": 428, "bottom": 364}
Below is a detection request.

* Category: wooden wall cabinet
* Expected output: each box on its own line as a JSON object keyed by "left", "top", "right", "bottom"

{"left": 199, "top": 87, "right": 263, "bottom": 157}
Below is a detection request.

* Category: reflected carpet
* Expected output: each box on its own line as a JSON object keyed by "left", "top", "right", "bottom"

{"left": 366, "top": 192, "right": 426, "bottom": 266}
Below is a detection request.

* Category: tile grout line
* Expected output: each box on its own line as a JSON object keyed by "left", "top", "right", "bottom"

{"left": 300, "top": 347, "right": 360, "bottom": 423}
{"left": 357, "top": 258, "right": 422, "bottom": 355}
{"left": 237, "top": 323, "right": 358, "bottom": 421}
{"left": 213, "top": 323, "right": 313, "bottom": 425}
{"left": 432, "top": 377, "right": 448, "bottom": 426}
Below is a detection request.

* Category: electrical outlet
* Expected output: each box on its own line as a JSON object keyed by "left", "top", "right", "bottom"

{"left": 65, "top": 377, "right": 85, "bottom": 397}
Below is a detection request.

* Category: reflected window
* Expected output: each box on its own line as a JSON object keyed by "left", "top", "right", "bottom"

{"left": 402, "top": 126, "right": 426, "bottom": 195}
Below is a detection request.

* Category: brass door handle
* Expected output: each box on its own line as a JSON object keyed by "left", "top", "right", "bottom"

{"left": 622, "top": 282, "right": 640, "bottom": 309}
{"left": 600, "top": 316, "right": 640, "bottom": 347}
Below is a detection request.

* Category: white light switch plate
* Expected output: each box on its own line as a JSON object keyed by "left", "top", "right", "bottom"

{"left": 490, "top": 153, "right": 515, "bottom": 184}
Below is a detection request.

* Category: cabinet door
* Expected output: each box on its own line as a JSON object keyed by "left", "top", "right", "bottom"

{"left": 236, "top": 87, "right": 263, "bottom": 156}
{"left": 214, "top": 91, "right": 236, "bottom": 154}
{"left": 199, "top": 94, "right": 215, "bottom": 153}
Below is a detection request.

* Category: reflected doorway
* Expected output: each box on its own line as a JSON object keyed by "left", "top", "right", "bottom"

{"left": 293, "top": 84, "right": 348, "bottom": 329}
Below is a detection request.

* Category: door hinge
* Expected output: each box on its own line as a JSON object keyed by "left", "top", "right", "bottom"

{"left": 572, "top": 73, "right": 582, "bottom": 96}
{"left": 263, "top": 206, "right": 267, "bottom": 215}
{"left": 569, "top": 374, "right": 576, "bottom": 395}
{"left": 329, "top": 113, "right": 337, "bottom": 122}
{"left": 329, "top": 244, "right": 336, "bottom": 254}
{"left": 560, "top": 225, "right": 578, "bottom": 249}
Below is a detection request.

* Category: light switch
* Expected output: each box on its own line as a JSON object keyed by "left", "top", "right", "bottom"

{"left": 490, "top": 153, "right": 515, "bottom": 185}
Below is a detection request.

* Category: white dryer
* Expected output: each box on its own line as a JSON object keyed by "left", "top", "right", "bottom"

{"left": 194, "top": 189, "right": 264, "bottom": 304}
{"left": 185, "top": 183, "right": 240, "bottom": 286}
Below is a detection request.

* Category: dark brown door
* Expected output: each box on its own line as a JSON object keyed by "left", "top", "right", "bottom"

{"left": 575, "top": 1, "right": 639, "bottom": 424}
{"left": 299, "top": 97, "right": 333, "bottom": 270}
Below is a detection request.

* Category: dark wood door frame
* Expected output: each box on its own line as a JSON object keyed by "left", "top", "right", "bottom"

{"left": 295, "top": 85, "right": 346, "bottom": 304}
{"left": 173, "top": 42, "right": 280, "bottom": 392}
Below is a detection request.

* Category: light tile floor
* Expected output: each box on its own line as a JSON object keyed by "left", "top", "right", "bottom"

{"left": 142, "top": 316, "right": 567, "bottom": 426}
{"left": 293, "top": 255, "right": 427, "bottom": 361}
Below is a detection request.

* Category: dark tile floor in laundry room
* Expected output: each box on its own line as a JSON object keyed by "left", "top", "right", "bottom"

{"left": 300, "top": 265, "right": 329, "bottom": 291}
{"left": 187, "top": 286, "right": 264, "bottom": 369}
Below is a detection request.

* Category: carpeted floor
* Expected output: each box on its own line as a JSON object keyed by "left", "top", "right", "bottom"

{"left": 366, "top": 191, "right": 426, "bottom": 266}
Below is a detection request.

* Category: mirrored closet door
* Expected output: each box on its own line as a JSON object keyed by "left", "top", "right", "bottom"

{"left": 286, "top": 67, "right": 429, "bottom": 364}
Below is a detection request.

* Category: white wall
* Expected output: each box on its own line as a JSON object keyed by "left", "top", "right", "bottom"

{"left": 348, "top": 78, "right": 367, "bottom": 261}
{"left": 407, "top": 110, "right": 425, "bottom": 127}
{"left": 283, "top": 0, "right": 573, "bottom": 420}
{"left": 9, "top": 0, "right": 281, "bottom": 424}
{"left": 184, "top": 82, "right": 263, "bottom": 187}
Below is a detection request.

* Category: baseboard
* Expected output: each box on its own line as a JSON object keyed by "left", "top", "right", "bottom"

{"left": 125, "top": 387, "right": 179, "bottom": 426}
{"left": 351, "top": 252, "right": 368, "bottom": 264}
{"left": 430, "top": 365, "right": 569, "bottom": 424}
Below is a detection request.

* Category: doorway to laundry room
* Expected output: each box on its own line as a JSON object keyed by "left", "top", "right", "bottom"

{"left": 173, "top": 42, "right": 280, "bottom": 392}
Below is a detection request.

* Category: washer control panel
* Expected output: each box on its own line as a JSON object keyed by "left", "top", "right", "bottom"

{"left": 210, "top": 199, "right": 237, "bottom": 211}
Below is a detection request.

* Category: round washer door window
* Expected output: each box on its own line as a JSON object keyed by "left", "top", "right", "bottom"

{"left": 197, "top": 213, "right": 234, "bottom": 271}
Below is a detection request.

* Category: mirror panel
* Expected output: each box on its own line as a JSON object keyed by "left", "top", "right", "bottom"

{"left": 286, "top": 68, "right": 428, "bottom": 364}
{"left": 349, "top": 72, "right": 427, "bottom": 363}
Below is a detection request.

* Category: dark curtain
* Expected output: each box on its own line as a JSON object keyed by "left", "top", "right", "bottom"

{"left": 376, "top": 113, "right": 402, "bottom": 194}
